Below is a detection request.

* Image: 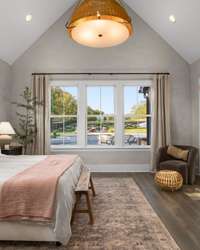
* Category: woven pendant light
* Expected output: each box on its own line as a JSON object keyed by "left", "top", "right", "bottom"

{"left": 66, "top": 0, "right": 133, "bottom": 48}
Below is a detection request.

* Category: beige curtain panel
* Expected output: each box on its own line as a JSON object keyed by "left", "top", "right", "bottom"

{"left": 32, "top": 75, "right": 50, "bottom": 155}
{"left": 151, "top": 74, "right": 171, "bottom": 171}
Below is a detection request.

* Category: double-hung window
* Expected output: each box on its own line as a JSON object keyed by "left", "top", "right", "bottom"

{"left": 124, "top": 85, "right": 151, "bottom": 146}
{"left": 50, "top": 80, "right": 151, "bottom": 149}
{"left": 87, "top": 86, "right": 115, "bottom": 146}
{"left": 50, "top": 86, "right": 78, "bottom": 147}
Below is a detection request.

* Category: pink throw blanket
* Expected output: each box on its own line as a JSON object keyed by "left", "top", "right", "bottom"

{"left": 0, "top": 155, "right": 77, "bottom": 222}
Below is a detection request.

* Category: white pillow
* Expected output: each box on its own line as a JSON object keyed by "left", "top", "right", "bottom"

{"left": 0, "top": 149, "right": 10, "bottom": 158}
{"left": 0, "top": 154, "right": 10, "bottom": 158}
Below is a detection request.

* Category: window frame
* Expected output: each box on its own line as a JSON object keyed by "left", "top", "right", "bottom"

{"left": 86, "top": 83, "right": 116, "bottom": 148}
{"left": 50, "top": 83, "right": 80, "bottom": 149}
{"left": 49, "top": 80, "right": 152, "bottom": 150}
{"left": 122, "top": 84, "right": 152, "bottom": 148}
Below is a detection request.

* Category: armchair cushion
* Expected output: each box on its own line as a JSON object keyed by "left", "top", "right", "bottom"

{"left": 160, "top": 160, "right": 188, "bottom": 169}
{"left": 167, "top": 145, "right": 189, "bottom": 161}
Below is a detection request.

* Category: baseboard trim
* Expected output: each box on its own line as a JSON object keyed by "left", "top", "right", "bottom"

{"left": 87, "top": 164, "right": 151, "bottom": 173}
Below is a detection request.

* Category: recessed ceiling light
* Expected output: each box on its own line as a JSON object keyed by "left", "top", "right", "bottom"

{"left": 26, "top": 14, "right": 32, "bottom": 22}
{"left": 169, "top": 15, "right": 176, "bottom": 23}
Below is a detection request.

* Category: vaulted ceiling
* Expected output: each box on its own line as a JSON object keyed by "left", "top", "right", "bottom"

{"left": 127, "top": 0, "right": 200, "bottom": 64}
{"left": 0, "top": 0, "right": 75, "bottom": 65}
{"left": 0, "top": 0, "right": 200, "bottom": 65}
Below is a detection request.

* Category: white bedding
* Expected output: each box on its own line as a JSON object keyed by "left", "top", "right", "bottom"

{"left": 0, "top": 154, "right": 84, "bottom": 245}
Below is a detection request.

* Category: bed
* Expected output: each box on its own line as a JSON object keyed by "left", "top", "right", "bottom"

{"left": 0, "top": 153, "right": 84, "bottom": 245}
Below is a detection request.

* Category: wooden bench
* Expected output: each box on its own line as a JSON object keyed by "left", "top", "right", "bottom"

{"left": 71, "top": 169, "right": 96, "bottom": 225}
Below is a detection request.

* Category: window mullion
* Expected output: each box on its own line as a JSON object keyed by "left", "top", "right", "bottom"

{"left": 115, "top": 84, "right": 123, "bottom": 147}
{"left": 78, "top": 83, "right": 86, "bottom": 147}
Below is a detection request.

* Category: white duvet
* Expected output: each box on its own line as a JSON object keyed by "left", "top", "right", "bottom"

{"left": 0, "top": 154, "right": 84, "bottom": 245}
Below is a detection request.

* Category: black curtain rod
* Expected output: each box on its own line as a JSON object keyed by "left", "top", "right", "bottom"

{"left": 32, "top": 72, "right": 170, "bottom": 76}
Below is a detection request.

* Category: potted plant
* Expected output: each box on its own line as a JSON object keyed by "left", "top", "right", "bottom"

{"left": 12, "top": 86, "right": 43, "bottom": 154}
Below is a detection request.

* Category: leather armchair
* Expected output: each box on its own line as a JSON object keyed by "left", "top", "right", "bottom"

{"left": 157, "top": 145, "right": 198, "bottom": 185}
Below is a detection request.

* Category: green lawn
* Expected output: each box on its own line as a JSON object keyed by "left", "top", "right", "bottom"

{"left": 125, "top": 128, "right": 146, "bottom": 134}
{"left": 51, "top": 127, "right": 146, "bottom": 137}
{"left": 51, "top": 131, "right": 76, "bottom": 137}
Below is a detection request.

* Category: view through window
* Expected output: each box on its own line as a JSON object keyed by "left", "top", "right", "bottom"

{"left": 51, "top": 86, "right": 78, "bottom": 146}
{"left": 50, "top": 81, "right": 151, "bottom": 149}
{"left": 87, "top": 86, "right": 115, "bottom": 146}
{"left": 124, "top": 86, "right": 151, "bottom": 146}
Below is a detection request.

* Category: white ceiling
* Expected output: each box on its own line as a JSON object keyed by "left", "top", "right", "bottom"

{"left": 0, "top": 0, "right": 74, "bottom": 65}
{"left": 126, "top": 0, "right": 200, "bottom": 64}
{"left": 0, "top": 0, "right": 200, "bottom": 65}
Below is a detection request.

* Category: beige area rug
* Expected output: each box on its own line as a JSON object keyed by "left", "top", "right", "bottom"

{"left": 0, "top": 177, "right": 179, "bottom": 250}
{"left": 184, "top": 185, "right": 200, "bottom": 201}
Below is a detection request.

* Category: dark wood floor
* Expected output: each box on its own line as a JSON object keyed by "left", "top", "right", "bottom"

{"left": 133, "top": 173, "right": 200, "bottom": 250}
{"left": 94, "top": 173, "right": 200, "bottom": 250}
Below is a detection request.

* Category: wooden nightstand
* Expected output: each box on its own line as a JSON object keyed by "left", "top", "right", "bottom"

{"left": 1, "top": 146, "right": 23, "bottom": 155}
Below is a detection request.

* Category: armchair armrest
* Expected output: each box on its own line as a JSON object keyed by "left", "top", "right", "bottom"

{"left": 156, "top": 146, "right": 170, "bottom": 170}
{"left": 187, "top": 147, "right": 198, "bottom": 184}
{"left": 187, "top": 148, "right": 196, "bottom": 165}
{"left": 174, "top": 145, "right": 198, "bottom": 185}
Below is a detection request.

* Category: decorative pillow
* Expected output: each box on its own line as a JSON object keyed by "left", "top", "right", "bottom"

{"left": 167, "top": 146, "right": 189, "bottom": 161}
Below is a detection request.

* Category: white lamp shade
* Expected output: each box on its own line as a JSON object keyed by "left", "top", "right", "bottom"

{"left": 67, "top": 0, "right": 133, "bottom": 48}
{"left": 0, "top": 122, "right": 15, "bottom": 135}
{"left": 71, "top": 19, "right": 130, "bottom": 48}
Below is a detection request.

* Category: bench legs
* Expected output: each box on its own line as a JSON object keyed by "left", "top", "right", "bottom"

{"left": 71, "top": 192, "right": 81, "bottom": 225}
{"left": 72, "top": 191, "right": 94, "bottom": 225}
{"left": 89, "top": 177, "right": 96, "bottom": 197}
{"left": 72, "top": 176, "right": 96, "bottom": 225}
{"left": 85, "top": 191, "right": 94, "bottom": 225}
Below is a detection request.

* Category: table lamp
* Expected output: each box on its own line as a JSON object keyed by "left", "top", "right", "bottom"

{"left": 0, "top": 122, "right": 16, "bottom": 149}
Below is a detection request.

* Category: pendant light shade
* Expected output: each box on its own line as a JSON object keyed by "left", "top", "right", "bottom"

{"left": 66, "top": 0, "right": 133, "bottom": 48}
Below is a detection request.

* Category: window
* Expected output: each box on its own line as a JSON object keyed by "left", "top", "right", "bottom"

{"left": 87, "top": 86, "right": 115, "bottom": 146}
{"left": 50, "top": 86, "right": 78, "bottom": 147}
{"left": 124, "top": 86, "right": 151, "bottom": 146}
{"left": 50, "top": 81, "right": 151, "bottom": 149}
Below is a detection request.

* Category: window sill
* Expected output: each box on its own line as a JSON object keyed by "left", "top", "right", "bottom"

{"left": 51, "top": 146, "right": 151, "bottom": 152}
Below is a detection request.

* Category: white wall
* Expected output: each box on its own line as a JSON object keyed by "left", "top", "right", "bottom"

{"left": 0, "top": 59, "right": 11, "bottom": 121}
{"left": 190, "top": 59, "right": 200, "bottom": 149}
{"left": 10, "top": 7, "right": 192, "bottom": 166}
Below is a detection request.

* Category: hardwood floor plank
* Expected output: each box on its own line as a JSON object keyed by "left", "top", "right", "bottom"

{"left": 133, "top": 173, "right": 200, "bottom": 250}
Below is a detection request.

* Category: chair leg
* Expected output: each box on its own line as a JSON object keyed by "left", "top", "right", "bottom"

{"left": 90, "top": 177, "right": 96, "bottom": 197}
{"left": 85, "top": 192, "right": 94, "bottom": 225}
